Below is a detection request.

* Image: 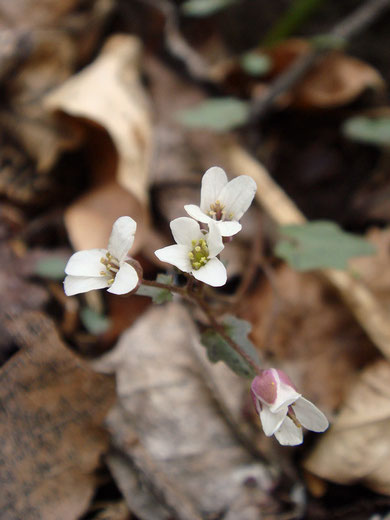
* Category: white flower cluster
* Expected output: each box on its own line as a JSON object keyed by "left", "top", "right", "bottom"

{"left": 64, "top": 167, "right": 257, "bottom": 296}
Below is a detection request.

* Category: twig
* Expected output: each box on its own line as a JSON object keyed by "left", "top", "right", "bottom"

{"left": 251, "top": 0, "right": 390, "bottom": 121}
{"left": 227, "top": 141, "right": 390, "bottom": 361}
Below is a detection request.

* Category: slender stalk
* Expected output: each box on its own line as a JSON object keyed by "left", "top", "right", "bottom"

{"left": 192, "top": 294, "right": 261, "bottom": 374}
{"left": 141, "top": 278, "right": 187, "bottom": 297}
{"left": 141, "top": 278, "right": 261, "bottom": 374}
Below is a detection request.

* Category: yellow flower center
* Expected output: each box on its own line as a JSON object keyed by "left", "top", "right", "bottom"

{"left": 100, "top": 252, "right": 120, "bottom": 285}
{"left": 188, "top": 238, "right": 209, "bottom": 270}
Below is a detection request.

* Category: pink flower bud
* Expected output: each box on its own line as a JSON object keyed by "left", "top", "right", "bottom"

{"left": 250, "top": 368, "right": 329, "bottom": 446}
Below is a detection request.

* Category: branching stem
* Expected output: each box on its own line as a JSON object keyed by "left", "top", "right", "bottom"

{"left": 142, "top": 277, "right": 261, "bottom": 374}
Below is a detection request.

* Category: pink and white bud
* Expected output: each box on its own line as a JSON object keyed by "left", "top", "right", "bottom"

{"left": 251, "top": 369, "right": 329, "bottom": 446}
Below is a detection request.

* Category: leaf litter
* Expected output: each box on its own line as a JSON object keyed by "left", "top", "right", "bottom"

{"left": 2, "top": 0, "right": 390, "bottom": 518}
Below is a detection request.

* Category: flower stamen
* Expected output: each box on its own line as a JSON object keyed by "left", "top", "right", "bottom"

{"left": 287, "top": 406, "right": 302, "bottom": 429}
{"left": 189, "top": 238, "right": 209, "bottom": 270}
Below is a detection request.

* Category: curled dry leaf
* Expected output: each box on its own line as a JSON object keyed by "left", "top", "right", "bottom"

{"left": 94, "top": 303, "right": 276, "bottom": 520}
{"left": 304, "top": 359, "right": 390, "bottom": 495}
{"left": 242, "top": 263, "right": 377, "bottom": 414}
{"left": 0, "top": 311, "right": 115, "bottom": 520}
{"left": 257, "top": 39, "right": 384, "bottom": 109}
{"left": 46, "top": 35, "right": 152, "bottom": 253}
{"left": 294, "top": 51, "right": 385, "bottom": 109}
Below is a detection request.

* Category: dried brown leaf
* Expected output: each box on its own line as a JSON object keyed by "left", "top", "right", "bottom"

{"left": 64, "top": 181, "right": 147, "bottom": 254}
{"left": 0, "top": 0, "right": 113, "bottom": 178}
{"left": 95, "top": 303, "right": 276, "bottom": 520}
{"left": 0, "top": 311, "right": 115, "bottom": 519}
{"left": 294, "top": 51, "right": 385, "bottom": 109}
{"left": 243, "top": 264, "right": 377, "bottom": 413}
{"left": 46, "top": 35, "right": 152, "bottom": 252}
{"left": 261, "top": 40, "right": 384, "bottom": 109}
{"left": 304, "top": 359, "right": 390, "bottom": 495}
{"left": 46, "top": 34, "right": 152, "bottom": 205}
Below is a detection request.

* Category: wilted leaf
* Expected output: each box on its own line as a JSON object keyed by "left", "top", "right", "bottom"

{"left": 240, "top": 51, "right": 271, "bottom": 77}
{"left": 0, "top": 311, "right": 115, "bottom": 519}
{"left": 293, "top": 51, "right": 384, "bottom": 109}
{"left": 136, "top": 274, "right": 173, "bottom": 304}
{"left": 201, "top": 315, "right": 260, "bottom": 378}
{"left": 304, "top": 359, "right": 390, "bottom": 495}
{"left": 80, "top": 307, "right": 111, "bottom": 335}
{"left": 343, "top": 116, "right": 390, "bottom": 147}
{"left": 94, "top": 304, "right": 275, "bottom": 519}
{"left": 181, "top": 0, "right": 237, "bottom": 17}
{"left": 262, "top": 41, "right": 384, "bottom": 109}
{"left": 46, "top": 35, "right": 152, "bottom": 253}
{"left": 275, "top": 221, "right": 375, "bottom": 271}
{"left": 176, "top": 97, "right": 250, "bottom": 132}
{"left": 46, "top": 35, "right": 152, "bottom": 204}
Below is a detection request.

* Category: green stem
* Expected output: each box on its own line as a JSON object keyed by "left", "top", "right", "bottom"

{"left": 142, "top": 278, "right": 261, "bottom": 374}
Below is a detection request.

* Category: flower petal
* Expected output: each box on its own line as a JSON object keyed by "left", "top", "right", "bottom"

{"left": 219, "top": 175, "right": 257, "bottom": 221}
{"left": 107, "top": 262, "right": 139, "bottom": 295}
{"left": 207, "top": 221, "right": 224, "bottom": 257}
{"left": 259, "top": 405, "right": 287, "bottom": 436}
{"left": 154, "top": 244, "right": 191, "bottom": 273}
{"left": 217, "top": 220, "right": 242, "bottom": 237}
{"left": 184, "top": 204, "right": 212, "bottom": 224}
{"left": 65, "top": 249, "right": 108, "bottom": 277}
{"left": 270, "top": 370, "right": 301, "bottom": 413}
{"left": 292, "top": 397, "right": 329, "bottom": 432}
{"left": 108, "top": 216, "right": 137, "bottom": 262}
{"left": 274, "top": 416, "right": 303, "bottom": 446}
{"left": 170, "top": 217, "right": 203, "bottom": 246}
{"left": 192, "top": 257, "right": 227, "bottom": 287}
{"left": 64, "top": 275, "right": 109, "bottom": 296}
{"left": 200, "top": 166, "right": 228, "bottom": 213}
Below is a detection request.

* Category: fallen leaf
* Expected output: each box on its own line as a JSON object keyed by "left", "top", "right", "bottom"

{"left": 260, "top": 40, "right": 384, "bottom": 109}
{"left": 64, "top": 181, "right": 146, "bottom": 254}
{"left": 0, "top": 311, "right": 115, "bottom": 519}
{"left": 46, "top": 34, "right": 152, "bottom": 205}
{"left": 293, "top": 51, "right": 384, "bottom": 109}
{"left": 0, "top": 0, "right": 113, "bottom": 190}
{"left": 304, "top": 359, "right": 390, "bottom": 495}
{"left": 243, "top": 264, "right": 377, "bottom": 413}
{"left": 46, "top": 35, "right": 152, "bottom": 253}
{"left": 94, "top": 303, "right": 276, "bottom": 519}
{"left": 350, "top": 228, "right": 390, "bottom": 308}
{"left": 0, "top": 243, "right": 49, "bottom": 364}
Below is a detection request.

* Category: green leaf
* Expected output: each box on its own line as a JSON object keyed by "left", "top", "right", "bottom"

{"left": 275, "top": 221, "right": 376, "bottom": 271}
{"left": 176, "top": 98, "right": 250, "bottom": 132}
{"left": 136, "top": 274, "right": 173, "bottom": 304}
{"left": 181, "top": 0, "right": 237, "bottom": 17}
{"left": 342, "top": 116, "right": 390, "bottom": 147}
{"left": 240, "top": 52, "right": 271, "bottom": 77}
{"left": 80, "top": 307, "right": 111, "bottom": 335}
{"left": 34, "top": 256, "right": 68, "bottom": 280}
{"left": 201, "top": 315, "right": 260, "bottom": 378}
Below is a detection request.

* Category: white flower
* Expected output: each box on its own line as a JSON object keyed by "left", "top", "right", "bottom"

{"left": 251, "top": 368, "right": 329, "bottom": 446}
{"left": 64, "top": 216, "right": 139, "bottom": 296}
{"left": 154, "top": 217, "right": 227, "bottom": 287}
{"left": 184, "top": 166, "right": 257, "bottom": 237}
